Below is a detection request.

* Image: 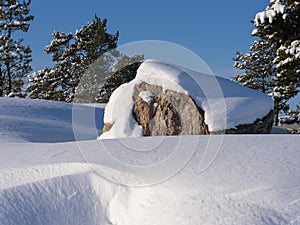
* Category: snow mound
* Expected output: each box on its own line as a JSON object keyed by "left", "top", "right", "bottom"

{"left": 0, "top": 163, "right": 125, "bottom": 225}
{"left": 101, "top": 59, "right": 273, "bottom": 139}
{"left": 0, "top": 98, "right": 105, "bottom": 143}
{"left": 0, "top": 136, "right": 300, "bottom": 225}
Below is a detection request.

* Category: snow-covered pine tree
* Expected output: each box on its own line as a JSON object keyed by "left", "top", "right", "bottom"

{"left": 0, "top": 0, "right": 33, "bottom": 97}
{"left": 73, "top": 16, "right": 121, "bottom": 102}
{"left": 232, "top": 40, "right": 276, "bottom": 94}
{"left": 252, "top": 0, "right": 300, "bottom": 124}
{"left": 28, "top": 32, "right": 81, "bottom": 102}
{"left": 27, "top": 15, "right": 119, "bottom": 102}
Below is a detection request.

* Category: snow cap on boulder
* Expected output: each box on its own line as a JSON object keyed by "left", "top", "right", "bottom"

{"left": 100, "top": 59, "right": 274, "bottom": 139}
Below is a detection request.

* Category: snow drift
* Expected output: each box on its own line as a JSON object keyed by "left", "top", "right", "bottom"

{"left": 0, "top": 97, "right": 105, "bottom": 143}
{"left": 0, "top": 97, "right": 299, "bottom": 225}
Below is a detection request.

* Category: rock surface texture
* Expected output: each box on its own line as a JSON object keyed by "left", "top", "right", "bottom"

{"left": 132, "top": 83, "right": 209, "bottom": 136}
{"left": 217, "top": 110, "right": 274, "bottom": 134}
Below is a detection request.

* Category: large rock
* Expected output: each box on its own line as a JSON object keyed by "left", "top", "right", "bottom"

{"left": 218, "top": 110, "right": 274, "bottom": 134}
{"left": 100, "top": 59, "right": 274, "bottom": 139}
{"left": 102, "top": 81, "right": 274, "bottom": 136}
{"left": 132, "top": 83, "right": 209, "bottom": 136}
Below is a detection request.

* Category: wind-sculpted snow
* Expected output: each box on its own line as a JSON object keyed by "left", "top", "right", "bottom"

{"left": 0, "top": 97, "right": 299, "bottom": 225}
{"left": 0, "top": 98, "right": 105, "bottom": 142}
{"left": 0, "top": 165, "right": 104, "bottom": 225}
{"left": 0, "top": 136, "right": 300, "bottom": 225}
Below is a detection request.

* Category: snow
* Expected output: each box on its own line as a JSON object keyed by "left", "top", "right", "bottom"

{"left": 275, "top": 40, "right": 300, "bottom": 69}
{"left": 13, "top": 21, "right": 20, "bottom": 26}
{"left": 9, "top": 2, "right": 19, "bottom": 10}
{"left": 100, "top": 82, "right": 143, "bottom": 139}
{"left": 101, "top": 59, "right": 273, "bottom": 139}
{"left": 0, "top": 97, "right": 299, "bottom": 224}
{"left": 251, "top": 28, "right": 258, "bottom": 36}
{"left": 282, "top": 13, "right": 288, "bottom": 20}
{"left": 9, "top": 51, "right": 17, "bottom": 58}
{"left": 254, "top": 1, "right": 287, "bottom": 26}
{"left": 0, "top": 98, "right": 105, "bottom": 143}
{"left": 138, "top": 91, "right": 155, "bottom": 103}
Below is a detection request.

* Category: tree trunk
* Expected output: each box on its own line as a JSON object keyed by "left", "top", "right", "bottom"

{"left": 274, "top": 110, "right": 279, "bottom": 126}
{"left": 6, "top": 61, "right": 12, "bottom": 96}
{"left": 6, "top": 27, "right": 12, "bottom": 96}
{"left": 274, "top": 99, "right": 279, "bottom": 126}
{"left": 0, "top": 68, "right": 3, "bottom": 97}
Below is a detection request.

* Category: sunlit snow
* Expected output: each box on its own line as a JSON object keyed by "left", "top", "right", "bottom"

{"left": 0, "top": 97, "right": 299, "bottom": 225}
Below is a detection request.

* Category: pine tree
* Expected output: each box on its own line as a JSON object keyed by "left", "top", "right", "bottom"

{"left": 28, "top": 32, "right": 82, "bottom": 101}
{"left": 75, "top": 51, "right": 144, "bottom": 103}
{"left": 27, "top": 15, "right": 119, "bottom": 102}
{"left": 232, "top": 40, "right": 276, "bottom": 94}
{"left": 0, "top": 0, "right": 33, "bottom": 97}
{"left": 74, "top": 51, "right": 116, "bottom": 102}
{"left": 97, "top": 54, "right": 144, "bottom": 103}
{"left": 286, "top": 102, "right": 300, "bottom": 121}
{"left": 252, "top": 0, "right": 300, "bottom": 124}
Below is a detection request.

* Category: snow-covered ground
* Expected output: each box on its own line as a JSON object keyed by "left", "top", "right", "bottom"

{"left": 0, "top": 97, "right": 299, "bottom": 225}
{"left": 0, "top": 97, "right": 105, "bottom": 143}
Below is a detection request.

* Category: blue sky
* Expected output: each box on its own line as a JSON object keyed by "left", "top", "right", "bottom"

{"left": 24, "top": 0, "right": 269, "bottom": 77}
{"left": 20, "top": 0, "right": 300, "bottom": 108}
{"left": 19, "top": 0, "right": 299, "bottom": 107}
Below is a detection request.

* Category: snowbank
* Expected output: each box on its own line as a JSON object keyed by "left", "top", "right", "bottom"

{"left": 1, "top": 137, "right": 299, "bottom": 225}
{"left": 0, "top": 98, "right": 105, "bottom": 142}
{"left": 0, "top": 97, "right": 299, "bottom": 225}
{"left": 101, "top": 59, "right": 273, "bottom": 139}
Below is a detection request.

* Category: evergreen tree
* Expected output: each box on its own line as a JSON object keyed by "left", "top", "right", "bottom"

{"left": 27, "top": 15, "right": 119, "bottom": 102}
{"left": 97, "top": 54, "right": 143, "bottom": 103}
{"left": 232, "top": 40, "right": 276, "bottom": 94}
{"left": 233, "top": 0, "right": 300, "bottom": 125}
{"left": 74, "top": 51, "right": 116, "bottom": 102}
{"left": 252, "top": 0, "right": 300, "bottom": 124}
{"left": 0, "top": 0, "right": 33, "bottom": 97}
{"left": 75, "top": 51, "right": 143, "bottom": 103}
{"left": 286, "top": 102, "right": 300, "bottom": 121}
{"left": 28, "top": 32, "right": 81, "bottom": 101}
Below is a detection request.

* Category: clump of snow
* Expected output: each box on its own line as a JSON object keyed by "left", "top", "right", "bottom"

{"left": 254, "top": 1, "right": 288, "bottom": 26}
{"left": 280, "top": 114, "right": 300, "bottom": 124}
{"left": 282, "top": 13, "right": 288, "bottom": 19}
{"left": 100, "top": 82, "right": 143, "bottom": 139}
{"left": 251, "top": 29, "right": 258, "bottom": 36}
{"left": 101, "top": 59, "right": 273, "bottom": 139}
{"left": 138, "top": 91, "right": 155, "bottom": 103}
{"left": 282, "top": 40, "right": 300, "bottom": 57}
{"left": 13, "top": 20, "right": 20, "bottom": 26}
{"left": 275, "top": 41, "right": 300, "bottom": 68}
